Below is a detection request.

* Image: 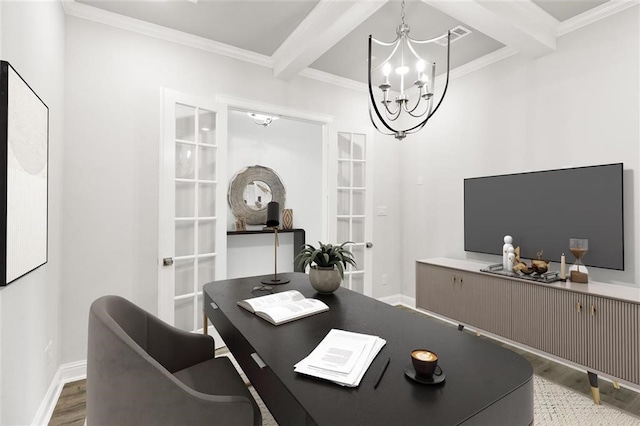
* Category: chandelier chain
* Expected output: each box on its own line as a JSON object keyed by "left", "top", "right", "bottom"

{"left": 401, "top": 0, "right": 406, "bottom": 27}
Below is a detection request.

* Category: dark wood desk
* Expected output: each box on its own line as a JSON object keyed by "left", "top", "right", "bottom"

{"left": 204, "top": 273, "right": 533, "bottom": 425}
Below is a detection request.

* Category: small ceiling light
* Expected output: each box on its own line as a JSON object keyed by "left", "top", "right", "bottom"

{"left": 368, "top": 0, "right": 451, "bottom": 140}
{"left": 247, "top": 112, "right": 279, "bottom": 127}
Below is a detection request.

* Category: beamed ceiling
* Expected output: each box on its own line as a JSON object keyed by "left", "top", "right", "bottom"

{"left": 65, "top": 0, "right": 634, "bottom": 87}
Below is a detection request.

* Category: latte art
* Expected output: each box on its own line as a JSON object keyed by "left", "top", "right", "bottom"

{"left": 412, "top": 350, "right": 437, "bottom": 362}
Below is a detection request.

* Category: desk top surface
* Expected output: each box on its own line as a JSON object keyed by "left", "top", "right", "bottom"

{"left": 204, "top": 273, "right": 532, "bottom": 425}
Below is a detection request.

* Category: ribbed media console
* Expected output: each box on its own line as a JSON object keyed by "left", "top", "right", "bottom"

{"left": 416, "top": 258, "right": 640, "bottom": 404}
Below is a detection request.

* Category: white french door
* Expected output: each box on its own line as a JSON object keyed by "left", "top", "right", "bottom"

{"left": 158, "top": 89, "right": 227, "bottom": 344}
{"left": 333, "top": 130, "right": 373, "bottom": 296}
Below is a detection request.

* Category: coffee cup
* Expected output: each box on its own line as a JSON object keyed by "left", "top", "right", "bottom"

{"left": 411, "top": 349, "right": 442, "bottom": 378}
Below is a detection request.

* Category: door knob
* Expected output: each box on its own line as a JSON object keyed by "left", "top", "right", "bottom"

{"left": 366, "top": 242, "right": 373, "bottom": 248}
{"left": 163, "top": 257, "right": 174, "bottom": 266}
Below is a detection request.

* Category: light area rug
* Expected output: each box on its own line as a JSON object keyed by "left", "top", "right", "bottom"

{"left": 533, "top": 376, "right": 640, "bottom": 425}
{"left": 223, "top": 353, "right": 639, "bottom": 426}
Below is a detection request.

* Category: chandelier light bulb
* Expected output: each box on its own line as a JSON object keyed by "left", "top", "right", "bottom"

{"left": 416, "top": 60, "right": 426, "bottom": 72}
{"left": 382, "top": 63, "right": 392, "bottom": 76}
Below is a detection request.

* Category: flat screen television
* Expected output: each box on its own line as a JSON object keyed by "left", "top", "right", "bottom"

{"left": 464, "top": 163, "right": 624, "bottom": 270}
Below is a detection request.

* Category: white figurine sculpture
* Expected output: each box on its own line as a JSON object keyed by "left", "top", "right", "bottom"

{"left": 507, "top": 248, "right": 516, "bottom": 273}
{"left": 503, "top": 235, "right": 514, "bottom": 271}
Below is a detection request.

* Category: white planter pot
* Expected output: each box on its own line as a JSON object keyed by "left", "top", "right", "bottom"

{"left": 309, "top": 266, "right": 342, "bottom": 294}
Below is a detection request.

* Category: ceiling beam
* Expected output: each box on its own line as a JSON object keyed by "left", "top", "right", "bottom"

{"left": 272, "top": 0, "right": 389, "bottom": 80}
{"left": 422, "top": 0, "right": 559, "bottom": 58}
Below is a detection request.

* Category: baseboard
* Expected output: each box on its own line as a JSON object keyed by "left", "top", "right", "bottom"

{"left": 33, "top": 360, "right": 87, "bottom": 425}
{"left": 377, "top": 294, "right": 415, "bottom": 308}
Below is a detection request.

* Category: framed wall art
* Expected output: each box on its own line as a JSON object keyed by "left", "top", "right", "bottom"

{"left": 0, "top": 61, "right": 49, "bottom": 285}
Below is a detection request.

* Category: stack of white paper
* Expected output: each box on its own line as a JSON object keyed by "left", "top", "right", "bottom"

{"left": 294, "top": 329, "right": 386, "bottom": 387}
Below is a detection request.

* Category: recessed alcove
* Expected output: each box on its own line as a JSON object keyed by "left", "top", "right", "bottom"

{"left": 226, "top": 109, "right": 323, "bottom": 278}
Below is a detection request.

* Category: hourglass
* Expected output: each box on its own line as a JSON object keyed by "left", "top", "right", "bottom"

{"left": 569, "top": 238, "right": 589, "bottom": 283}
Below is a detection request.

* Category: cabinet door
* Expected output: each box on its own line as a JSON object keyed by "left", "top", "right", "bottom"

{"left": 459, "top": 272, "right": 511, "bottom": 338}
{"left": 512, "top": 283, "right": 588, "bottom": 361}
{"left": 550, "top": 290, "right": 589, "bottom": 367}
{"left": 586, "top": 296, "right": 640, "bottom": 384}
{"left": 416, "top": 263, "right": 458, "bottom": 320}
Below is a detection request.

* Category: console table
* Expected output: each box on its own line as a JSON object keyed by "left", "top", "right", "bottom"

{"left": 204, "top": 273, "right": 533, "bottom": 425}
{"left": 416, "top": 258, "right": 640, "bottom": 404}
{"left": 227, "top": 228, "right": 305, "bottom": 272}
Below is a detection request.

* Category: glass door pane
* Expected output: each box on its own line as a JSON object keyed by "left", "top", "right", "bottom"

{"left": 336, "top": 132, "right": 368, "bottom": 293}
{"left": 173, "top": 104, "right": 219, "bottom": 333}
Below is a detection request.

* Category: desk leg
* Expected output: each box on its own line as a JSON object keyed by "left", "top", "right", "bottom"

{"left": 203, "top": 311, "right": 208, "bottom": 335}
{"left": 588, "top": 371, "right": 600, "bottom": 405}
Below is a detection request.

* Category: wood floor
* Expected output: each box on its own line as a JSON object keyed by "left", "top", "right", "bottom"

{"left": 49, "top": 307, "right": 640, "bottom": 425}
{"left": 49, "top": 379, "right": 86, "bottom": 426}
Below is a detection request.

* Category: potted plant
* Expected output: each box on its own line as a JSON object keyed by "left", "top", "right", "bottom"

{"left": 295, "top": 241, "right": 356, "bottom": 294}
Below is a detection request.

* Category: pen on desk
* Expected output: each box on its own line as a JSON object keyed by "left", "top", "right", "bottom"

{"left": 373, "top": 357, "right": 391, "bottom": 389}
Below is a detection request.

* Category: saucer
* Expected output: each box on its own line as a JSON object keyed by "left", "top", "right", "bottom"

{"left": 404, "top": 367, "right": 446, "bottom": 385}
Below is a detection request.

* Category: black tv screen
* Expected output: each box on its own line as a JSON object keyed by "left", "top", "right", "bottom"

{"left": 464, "top": 163, "right": 624, "bottom": 270}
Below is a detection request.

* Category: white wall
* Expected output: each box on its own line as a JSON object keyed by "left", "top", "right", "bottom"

{"left": 400, "top": 6, "right": 640, "bottom": 296}
{"left": 226, "top": 110, "right": 323, "bottom": 278}
{"left": 371, "top": 133, "right": 403, "bottom": 299}
{"left": 62, "top": 16, "right": 375, "bottom": 364}
{"left": 0, "top": 1, "right": 66, "bottom": 424}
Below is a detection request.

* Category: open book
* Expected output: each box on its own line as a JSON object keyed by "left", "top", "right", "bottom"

{"left": 237, "top": 290, "right": 329, "bottom": 326}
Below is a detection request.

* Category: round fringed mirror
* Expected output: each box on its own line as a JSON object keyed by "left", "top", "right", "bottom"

{"left": 228, "top": 165, "right": 286, "bottom": 225}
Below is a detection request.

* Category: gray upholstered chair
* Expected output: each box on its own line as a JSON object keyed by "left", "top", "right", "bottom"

{"left": 87, "top": 295, "right": 261, "bottom": 426}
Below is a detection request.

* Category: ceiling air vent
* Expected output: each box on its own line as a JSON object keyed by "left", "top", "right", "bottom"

{"left": 435, "top": 25, "right": 472, "bottom": 46}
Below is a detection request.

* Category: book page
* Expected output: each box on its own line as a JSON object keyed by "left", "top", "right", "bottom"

{"left": 257, "top": 299, "right": 329, "bottom": 325}
{"left": 238, "top": 290, "right": 305, "bottom": 313}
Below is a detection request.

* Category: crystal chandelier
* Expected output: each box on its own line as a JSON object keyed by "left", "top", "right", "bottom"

{"left": 368, "top": 0, "right": 451, "bottom": 140}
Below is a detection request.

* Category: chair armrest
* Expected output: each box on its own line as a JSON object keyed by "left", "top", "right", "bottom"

{"left": 146, "top": 313, "right": 214, "bottom": 372}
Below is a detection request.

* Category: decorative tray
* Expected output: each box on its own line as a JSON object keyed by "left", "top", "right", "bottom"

{"left": 480, "top": 264, "right": 564, "bottom": 284}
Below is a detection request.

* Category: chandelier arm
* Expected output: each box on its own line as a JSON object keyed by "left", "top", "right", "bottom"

{"left": 406, "top": 41, "right": 428, "bottom": 64}
{"left": 371, "top": 39, "right": 402, "bottom": 73}
{"left": 382, "top": 99, "right": 401, "bottom": 117}
{"left": 368, "top": 107, "right": 397, "bottom": 136}
{"left": 371, "top": 35, "right": 401, "bottom": 47}
{"left": 402, "top": 31, "right": 451, "bottom": 133}
{"left": 407, "top": 32, "right": 449, "bottom": 45}
{"left": 384, "top": 108, "right": 403, "bottom": 121}
{"left": 368, "top": 36, "right": 401, "bottom": 134}
{"left": 404, "top": 95, "right": 433, "bottom": 117}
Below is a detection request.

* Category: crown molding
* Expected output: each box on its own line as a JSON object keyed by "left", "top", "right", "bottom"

{"left": 299, "top": 68, "right": 368, "bottom": 93}
{"left": 61, "top": 0, "right": 272, "bottom": 68}
{"left": 443, "top": 46, "right": 519, "bottom": 83}
{"left": 558, "top": 0, "right": 640, "bottom": 36}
